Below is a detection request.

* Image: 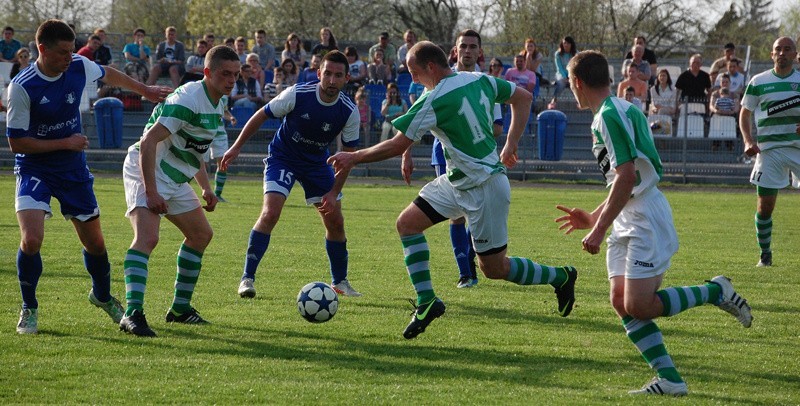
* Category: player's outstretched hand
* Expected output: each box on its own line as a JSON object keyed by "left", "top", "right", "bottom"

{"left": 219, "top": 146, "right": 240, "bottom": 172}
{"left": 65, "top": 134, "right": 90, "bottom": 151}
{"left": 555, "top": 205, "right": 594, "bottom": 234}
{"left": 201, "top": 189, "right": 218, "bottom": 212}
{"left": 500, "top": 144, "right": 518, "bottom": 169}
{"left": 143, "top": 85, "right": 173, "bottom": 103}
{"left": 317, "top": 191, "right": 338, "bottom": 215}
{"left": 146, "top": 190, "right": 169, "bottom": 214}
{"left": 327, "top": 152, "right": 356, "bottom": 177}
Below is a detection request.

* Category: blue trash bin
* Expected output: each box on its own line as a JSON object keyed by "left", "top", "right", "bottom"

{"left": 536, "top": 109, "right": 567, "bottom": 161}
{"left": 93, "top": 97, "right": 124, "bottom": 148}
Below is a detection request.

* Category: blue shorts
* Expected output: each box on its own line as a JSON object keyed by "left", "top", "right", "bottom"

{"left": 15, "top": 167, "right": 99, "bottom": 221}
{"left": 262, "top": 155, "right": 340, "bottom": 204}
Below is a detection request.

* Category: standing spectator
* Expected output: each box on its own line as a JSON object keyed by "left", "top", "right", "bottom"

{"left": 181, "top": 39, "right": 208, "bottom": 84}
{"left": 203, "top": 33, "right": 216, "bottom": 48}
{"left": 246, "top": 53, "right": 265, "bottom": 89}
{"left": 280, "top": 58, "right": 299, "bottom": 86}
{"left": 344, "top": 46, "right": 367, "bottom": 87}
{"left": 380, "top": 83, "right": 407, "bottom": 142}
{"left": 311, "top": 27, "right": 338, "bottom": 57}
{"left": 298, "top": 54, "right": 322, "bottom": 84}
{"left": 147, "top": 26, "right": 186, "bottom": 89}
{"left": 649, "top": 69, "right": 677, "bottom": 117}
{"left": 621, "top": 45, "right": 651, "bottom": 83}
{"left": 234, "top": 36, "right": 248, "bottom": 64}
{"left": 549, "top": 36, "right": 577, "bottom": 109}
{"left": 251, "top": 29, "right": 276, "bottom": 71}
{"left": 224, "top": 37, "right": 235, "bottom": 48}
{"left": 739, "top": 36, "right": 800, "bottom": 268}
{"left": 709, "top": 42, "right": 735, "bottom": 85}
{"left": 9, "top": 47, "right": 30, "bottom": 79}
{"left": 504, "top": 53, "right": 537, "bottom": 94}
{"left": 0, "top": 26, "right": 23, "bottom": 63}
{"left": 123, "top": 28, "right": 151, "bottom": 83}
{"left": 281, "top": 33, "right": 307, "bottom": 68}
{"left": 118, "top": 45, "right": 239, "bottom": 337}
{"left": 263, "top": 67, "right": 287, "bottom": 102}
{"left": 230, "top": 63, "right": 265, "bottom": 109}
{"left": 354, "top": 87, "right": 370, "bottom": 140}
{"left": 715, "top": 58, "right": 745, "bottom": 97}
{"left": 8, "top": 19, "right": 171, "bottom": 335}
{"left": 397, "top": 29, "right": 417, "bottom": 73}
{"left": 92, "top": 28, "right": 113, "bottom": 66}
{"left": 367, "top": 48, "right": 392, "bottom": 84}
{"left": 624, "top": 36, "right": 658, "bottom": 84}
{"left": 617, "top": 64, "right": 647, "bottom": 101}
{"left": 487, "top": 57, "right": 504, "bottom": 78}
{"left": 77, "top": 35, "right": 101, "bottom": 61}
{"left": 369, "top": 32, "right": 397, "bottom": 72}
{"left": 675, "top": 54, "right": 711, "bottom": 104}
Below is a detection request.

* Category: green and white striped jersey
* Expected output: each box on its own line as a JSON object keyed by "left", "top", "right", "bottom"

{"left": 138, "top": 81, "right": 225, "bottom": 183}
{"left": 741, "top": 68, "right": 800, "bottom": 151}
{"left": 392, "top": 71, "right": 514, "bottom": 190}
{"left": 591, "top": 96, "right": 663, "bottom": 197}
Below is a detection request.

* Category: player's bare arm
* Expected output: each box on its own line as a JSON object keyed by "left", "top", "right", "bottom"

{"left": 220, "top": 108, "right": 268, "bottom": 171}
{"left": 138, "top": 123, "right": 173, "bottom": 214}
{"left": 500, "top": 87, "right": 533, "bottom": 168}
{"left": 582, "top": 161, "right": 636, "bottom": 254}
{"left": 739, "top": 107, "right": 760, "bottom": 157}
{"left": 194, "top": 160, "right": 218, "bottom": 212}
{"left": 328, "top": 133, "right": 414, "bottom": 176}
{"left": 7, "top": 133, "right": 88, "bottom": 154}
{"left": 319, "top": 146, "right": 356, "bottom": 215}
{"left": 400, "top": 145, "right": 415, "bottom": 185}
{"left": 102, "top": 66, "right": 171, "bottom": 103}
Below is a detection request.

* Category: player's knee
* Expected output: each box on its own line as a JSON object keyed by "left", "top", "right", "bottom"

{"left": 189, "top": 226, "right": 214, "bottom": 249}
{"left": 610, "top": 293, "right": 626, "bottom": 315}
{"left": 258, "top": 209, "right": 281, "bottom": 229}
{"left": 82, "top": 238, "right": 107, "bottom": 256}
{"left": 20, "top": 235, "right": 43, "bottom": 255}
{"left": 133, "top": 234, "right": 159, "bottom": 252}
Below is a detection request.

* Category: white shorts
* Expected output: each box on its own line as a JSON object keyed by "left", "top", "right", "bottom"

{"left": 419, "top": 172, "right": 510, "bottom": 254}
{"left": 123, "top": 147, "right": 201, "bottom": 217}
{"left": 606, "top": 188, "right": 678, "bottom": 280}
{"left": 750, "top": 147, "right": 800, "bottom": 189}
{"left": 209, "top": 131, "right": 229, "bottom": 160}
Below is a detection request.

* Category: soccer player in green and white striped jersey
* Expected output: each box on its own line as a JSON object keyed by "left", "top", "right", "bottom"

{"left": 328, "top": 41, "right": 578, "bottom": 339}
{"left": 739, "top": 36, "right": 800, "bottom": 267}
{"left": 119, "top": 45, "right": 240, "bottom": 337}
{"left": 556, "top": 50, "right": 752, "bottom": 396}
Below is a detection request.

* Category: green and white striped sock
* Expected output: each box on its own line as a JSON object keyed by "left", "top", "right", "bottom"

{"left": 622, "top": 316, "right": 683, "bottom": 384}
{"left": 755, "top": 212, "right": 772, "bottom": 254}
{"left": 124, "top": 249, "right": 149, "bottom": 316}
{"left": 401, "top": 234, "right": 436, "bottom": 306}
{"left": 171, "top": 244, "right": 203, "bottom": 314}
{"left": 215, "top": 170, "right": 227, "bottom": 197}
{"left": 656, "top": 283, "right": 721, "bottom": 317}
{"left": 506, "top": 256, "right": 568, "bottom": 287}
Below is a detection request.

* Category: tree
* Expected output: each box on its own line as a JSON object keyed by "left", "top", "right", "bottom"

{"left": 778, "top": 0, "right": 800, "bottom": 38}
{"left": 0, "top": 0, "right": 104, "bottom": 38}
{"left": 107, "top": 0, "right": 188, "bottom": 45}
{"left": 391, "top": 0, "right": 460, "bottom": 44}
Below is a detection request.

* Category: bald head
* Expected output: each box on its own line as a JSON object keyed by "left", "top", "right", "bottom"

{"left": 772, "top": 36, "right": 797, "bottom": 73}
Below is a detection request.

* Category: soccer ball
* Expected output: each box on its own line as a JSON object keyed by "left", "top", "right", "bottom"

{"left": 297, "top": 282, "right": 339, "bottom": 323}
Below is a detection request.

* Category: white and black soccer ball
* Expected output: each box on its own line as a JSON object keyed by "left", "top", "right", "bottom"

{"left": 297, "top": 282, "right": 338, "bottom": 323}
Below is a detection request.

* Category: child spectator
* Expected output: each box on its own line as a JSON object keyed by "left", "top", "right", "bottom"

{"left": 355, "top": 87, "right": 371, "bottom": 141}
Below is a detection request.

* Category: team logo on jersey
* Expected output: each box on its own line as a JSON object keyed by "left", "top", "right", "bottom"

{"left": 301, "top": 113, "right": 310, "bottom": 120}
{"left": 65, "top": 92, "right": 76, "bottom": 104}
{"left": 793, "top": 83, "right": 799, "bottom": 91}
{"left": 321, "top": 122, "right": 331, "bottom": 132}
{"left": 39, "top": 96, "right": 50, "bottom": 104}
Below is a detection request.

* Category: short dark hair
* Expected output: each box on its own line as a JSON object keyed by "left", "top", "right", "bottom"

{"left": 567, "top": 50, "right": 610, "bottom": 89}
{"left": 134, "top": 28, "right": 145, "bottom": 36}
{"left": 724, "top": 42, "right": 735, "bottom": 50}
{"left": 88, "top": 34, "right": 101, "bottom": 42}
{"left": 409, "top": 41, "right": 449, "bottom": 69}
{"left": 4, "top": 26, "right": 14, "bottom": 33}
{"left": 625, "top": 86, "right": 634, "bottom": 93}
{"left": 197, "top": 39, "right": 208, "bottom": 47}
{"left": 322, "top": 50, "right": 349, "bottom": 73}
{"left": 205, "top": 45, "right": 240, "bottom": 70}
{"left": 256, "top": 29, "right": 266, "bottom": 36}
{"left": 344, "top": 46, "right": 358, "bottom": 58}
{"left": 380, "top": 32, "right": 389, "bottom": 39}
{"left": 457, "top": 29, "right": 481, "bottom": 47}
{"left": 36, "top": 19, "right": 76, "bottom": 49}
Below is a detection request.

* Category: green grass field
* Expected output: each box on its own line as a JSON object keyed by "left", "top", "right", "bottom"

{"left": 1, "top": 175, "right": 798, "bottom": 404}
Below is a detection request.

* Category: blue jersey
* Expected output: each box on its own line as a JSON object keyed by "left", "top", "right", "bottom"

{"left": 6, "top": 54, "right": 104, "bottom": 175}
{"left": 264, "top": 83, "right": 360, "bottom": 165}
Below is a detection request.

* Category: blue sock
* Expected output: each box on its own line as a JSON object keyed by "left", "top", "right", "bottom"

{"left": 243, "top": 230, "right": 270, "bottom": 281}
{"left": 326, "top": 239, "right": 348, "bottom": 285}
{"left": 84, "top": 249, "right": 111, "bottom": 302}
{"left": 17, "top": 249, "right": 43, "bottom": 309}
{"left": 450, "top": 223, "right": 472, "bottom": 279}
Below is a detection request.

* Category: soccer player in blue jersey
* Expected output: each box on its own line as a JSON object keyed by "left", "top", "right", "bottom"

{"left": 7, "top": 19, "right": 171, "bottom": 334}
{"left": 221, "top": 50, "right": 362, "bottom": 298}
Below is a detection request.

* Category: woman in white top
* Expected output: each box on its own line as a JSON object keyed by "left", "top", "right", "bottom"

{"left": 649, "top": 69, "right": 677, "bottom": 117}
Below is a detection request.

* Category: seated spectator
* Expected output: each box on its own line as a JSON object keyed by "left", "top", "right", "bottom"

{"left": 204, "top": 33, "right": 216, "bottom": 48}
{"left": 123, "top": 28, "right": 151, "bottom": 83}
{"left": 621, "top": 44, "right": 651, "bottom": 83}
{"left": 504, "top": 53, "right": 537, "bottom": 95}
{"left": 9, "top": 47, "right": 30, "bottom": 79}
{"left": 251, "top": 29, "right": 276, "bottom": 71}
{"left": 369, "top": 32, "right": 397, "bottom": 73}
{"left": 263, "top": 67, "right": 287, "bottom": 102}
{"left": 280, "top": 58, "right": 299, "bottom": 86}
{"left": 281, "top": 32, "right": 307, "bottom": 68}
{"left": 397, "top": 29, "right": 417, "bottom": 73}
{"left": 714, "top": 57, "right": 744, "bottom": 97}
{"left": 345, "top": 46, "right": 367, "bottom": 87}
{"left": 77, "top": 35, "right": 101, "bottom": 61}
{"left": 487, "top": 57, "right": 504, "bottom": 78}
{"left": 380, "top": 83, "right": 408, "bottom": 142}
{"left": 368, "top": 48, "right": 392, "bottom": 84}
{"left": 0, "top": 26, "right": 22, "bottom": 63}
{"left": 709, "top": 42, "right": 735, "bottom": 85}
{"left": 246, "top": 53, "right": 265, "bottom": 89}
{"left": 93, "top": 28, "right": 113, "bottom": 66}
{"left": 675, "top": 53, "right": 711, "bottom": 104}
{"left": 709, "top": 73, "right": 740, "bottom": 117}
{"left": 617, "top": 64, "right": 647, "bottom": 100}
{"left": 354, "top": 87, "right": 370, "bottom": 139}
{"left": 623, "top": 86, "right": 644, "bottom": 111}
{"left": 408, "top": 79, "right": 425, "bottom": 105}
{"left": 649, "top": 68, "right": 677, "bottom": 117}
{"left": 298, "top": 54, "right": 321, "bottom": 84}
{"left": 311, "top": 27, "right": 338, "bottom": 56}
{"left": 624, "top": 36, "right": 658, "bottom": 84}
{"left": 230, "top": 64, "right": 264, "bottom": 109}
{"left": 181, "top": 39, "right": 208, "bottom": 84}
{"left": 234, "top": 36, "right": 248, "bottom": 64}
{"left": 147, "top": 26, "right": 186, "bottom": 88}
{"left": 522, "top": 38, "right": 544, "bottom": 83}
{"left": 224, "top": 37, "right": 235, "bottom": 48}
{"left": 549, "top": 35, "right": 577, "bottom": 109}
